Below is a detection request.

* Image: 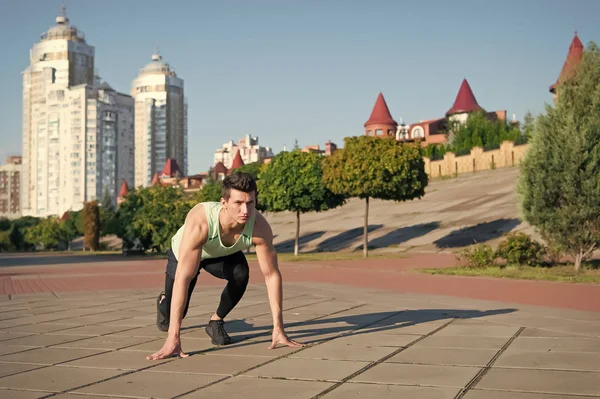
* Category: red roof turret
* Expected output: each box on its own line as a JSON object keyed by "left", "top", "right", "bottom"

{"left": 446, "top": 79, "right": 483, "bottom": 116}
{"left": 230, "top": 150, "right": 245, "bottom": 171}
{"left": 161, "top": 158, "right": 182, "bottom": 178}
{"left": 118, "top": 180, "right": 129, "bottom": 197}
{"left": 364, "top": 92, "right": 397, "bottom": 127}
{"left": 550, "top": 33, "right": 584, "bottom": 93}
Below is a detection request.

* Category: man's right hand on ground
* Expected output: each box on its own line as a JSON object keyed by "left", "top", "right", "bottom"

{"left": 146, "top": 336, "right": 188, "bottom": 360}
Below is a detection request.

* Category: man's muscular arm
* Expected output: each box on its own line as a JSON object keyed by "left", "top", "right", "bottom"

{"left": 146, "top": 205, "right": 207, "bottom": 360}
{"left": 253, "top": 213, "right": 304, "bottom": 349}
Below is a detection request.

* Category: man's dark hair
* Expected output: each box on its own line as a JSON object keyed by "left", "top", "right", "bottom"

{"left": 221, "top": 172, "right": 257, "bottom": 200}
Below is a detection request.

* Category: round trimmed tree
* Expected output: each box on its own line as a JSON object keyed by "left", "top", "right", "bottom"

{"left": 258, "top": 150, "right": 346, "bottom": 255}
{"left": 322, "top": 135, "right": 428, "bottom": 257}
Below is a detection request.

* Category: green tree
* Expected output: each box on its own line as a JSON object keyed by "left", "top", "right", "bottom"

{"left": 11, "top": 216, "right": 40, "bottom": 250}
{"left": 195, "top": 173, "right": 223, "bottom": 203}
{"left": 518, "top": 41, "right": 600, "bottom": 271}
{"left": 83, "top": 201, "right": 101, "bottom": 251}
{"left": 323, "top": 136, "right": 428, "bottom": 257}
{"left": 522, "top": 111, "right": 535, "bottom": 141}
{"left": 450, "top": 110, "right": 522, "bottom": 152}
{"left": 115, "top": 189, "right": 150, "bottom": 251}
{"left": 117, "top": 185, "right": 193, "bottom": 252}
{"left": 133, "top": 185, "right": 193, "bottom": 252}
{"left": 99, "top": 190, "right": 119, "bottom": 236}
{"left": 60, "top": 212, "right": 80, "bottom": 250}
{"left": 258, "top": 151, "right": 346, "bottom": 255}
{"left": 23, "top": 217, "right": 67, "bottom": 250}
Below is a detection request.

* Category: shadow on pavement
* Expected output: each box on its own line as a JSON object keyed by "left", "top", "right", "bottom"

{"left": 184, "top": 307, "right": 517, "bottom": 355}
{"left": 274, "top": 231, "right": 326, "bottom": 253}
{"left": 433, "top": 218, "right": 521, "bottom": 248}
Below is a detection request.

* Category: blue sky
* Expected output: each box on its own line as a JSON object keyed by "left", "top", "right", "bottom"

{"left": 1, "top": 0, "right": 599, "bottom": 174}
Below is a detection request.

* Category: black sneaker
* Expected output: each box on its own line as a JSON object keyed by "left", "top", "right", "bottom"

{"left": 156, "top": 292, "right": 169, "bottom": 332}
{"left": 205, "top": 320, "right": 232, "bottom": 345}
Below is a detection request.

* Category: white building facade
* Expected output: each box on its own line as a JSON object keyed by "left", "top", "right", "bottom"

{"left": 131, "top": 53, "right": 187, "bottom": 188}
{"left": 21, "top": 8, "right": 134, "bottom": 217}
{"left": 0, "top": 157, "right": 23, "bottom": 220}
{"left": 214, "top": 134, "right": 274, "bottom": 169}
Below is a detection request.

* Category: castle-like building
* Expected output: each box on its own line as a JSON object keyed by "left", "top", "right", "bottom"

{"left": 363, "top": 79, "right": 508, "bottom": 146}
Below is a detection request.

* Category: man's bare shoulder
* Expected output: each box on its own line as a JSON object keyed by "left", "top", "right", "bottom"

{"left": 183, "top": 203, "right": 209, "bottom": 242}
{"left": 252, "top": 212, "right": 273, "bottom": 243}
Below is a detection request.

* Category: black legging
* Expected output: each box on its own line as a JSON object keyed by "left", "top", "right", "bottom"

{"left": 160, "top": 249, "right": 250, "bottom": 324}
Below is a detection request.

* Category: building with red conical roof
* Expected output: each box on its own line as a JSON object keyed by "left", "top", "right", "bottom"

{"left": 550, "top": 33, "right": 584, "bottom": 101}
{"left": 229, "top": 150, "right": 245, "bottom": 172}
{"left": 117, "top": 180, "right": 129, "bottom": 207}
{"left": 364, "top": 92, "right": 398, "bottom": 137}
{"left": 151, "top": 173, "right": 160, "bottom": 187}
{"left": 160, "top": 158, "right": 182, "bottom": 178}
{"left": 446, "top": 79, "right": 484, "bottom": 121}
{"left": 363, "top": 79, "right": 507, "bottom": 146}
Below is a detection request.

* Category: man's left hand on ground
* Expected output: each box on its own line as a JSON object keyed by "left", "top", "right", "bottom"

{"left": 269, "top": 328, "right": 305, "bottom": 349}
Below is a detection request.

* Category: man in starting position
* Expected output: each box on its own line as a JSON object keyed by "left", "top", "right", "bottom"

{"left": 147, "top": 172, "right": 303, "bottom": 360}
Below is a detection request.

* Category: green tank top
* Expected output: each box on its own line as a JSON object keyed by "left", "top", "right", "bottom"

{"left": 171, "top": 202, "right": 256, "bottom": 261}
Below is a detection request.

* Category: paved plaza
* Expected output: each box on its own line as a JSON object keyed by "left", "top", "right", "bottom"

{"left": 1, "top": 279, "right": 600, "bottom": 398}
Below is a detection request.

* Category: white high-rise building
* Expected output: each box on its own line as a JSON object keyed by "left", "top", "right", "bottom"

{"left": 21, "top": 7, "right": 135, "bottom": 217}
{"left": 132, "top": 52, "right": 187, "bottom": 188}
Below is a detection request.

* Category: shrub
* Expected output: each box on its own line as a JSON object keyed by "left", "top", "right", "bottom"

{"left": 496, "top": 232, "right": 545, "bottom": 266}
{"left": 458, "top": 244, "right": 496, "bottom": 268}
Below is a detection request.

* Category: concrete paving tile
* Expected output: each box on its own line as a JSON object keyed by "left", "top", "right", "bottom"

{"left": 149, "top": 354, "right": 271, "bottom": 375}
{"left": 181, "top": 376, "right": 333, "bottom": 398}
{"left": 0, "top": 323, "right": 73, "bottom": 334}
{"left": 352, "top": 363, "right": 480, "bottom": 387}
{"left": 0, "top": 389, "right": 46, "bottom": 399}
{"left": 463, "top": 389, "right": 590, "bottom": 399}
{"left": 121, "top": 337, "right": 213, "bottom": 354}
{"left": 206, "top": 338, "right": 302, "bottom": 357}
{"left": 520, "top": 328, "right": 592, "bottom": 338}
{"left": 0, "top": 311, "right": 34, "bottom": 319}
{"left": 510, "top": 337, "right": 600, "bottom": 352}
{"left": 0, "top": 347, "right": 106, "bottom": 365}
{"left": 323, "top": 382, "right": 460, "bottom": 398}
{"left": 69, "top": 314, "right": 133, "bottom": 325}
{"left": 435, "top": 324, "right": 520, "bottom": 337}
{"left": 333, "top": 332, "right": 420, "bottom": 347}
{"left": 109, "top": 325, "right": 167, "bottom": 338}
{"left": 96, "top": 318, "right": 152, "bottom": 327}
{"left": 291, "top": 341, "right": 397, "bottom": 361}
{"left": 0, "top": 345, "right": 34, "bottom": 356}
{"left": 244, "top": 358, "right": 370, "bottom": 381}
{"left": 19, "top": 312, "right": 88, "bottom": 324}
{"left": 1, "top": 334, "right": 87, "bottom": 347}
{"left": 477, "top": 368, "right": 600, "bottom": 395}
{"left": 0, "top": 366, "right": 123, "bottom": 392}
{"left": 53, "top": 335, "right": 154, "bottom": 350}
{"left": 414, "top": 336, "right": 510, "bottom": 349}
{"left": 388, "top": 347, "right": 497, "bottom": 366}
{"left": 0, "top": 333, "right": 34, "bottom": 342}
{"left": 46, "top": 324, "right": 135, "bottom": 336}
{"left": 0, "top": 363, "right": 45, "bottom": 378}
{"left": 291, "top": 331, "right": 347, "bottom": 345}
{"left": 76, "top": 370, "right": 221, "bottom": 398}
{"left": 61, "top": 349, "right": 171, "bottom": 370}
{"left": 374, "top": 321, "right": 448, "bottom": 335}
{"left": 495, "top": 349, "right": 600, "bottom": 371}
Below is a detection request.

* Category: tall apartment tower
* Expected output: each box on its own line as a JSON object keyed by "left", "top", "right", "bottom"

{"left": 131, "top": 52, "right": 187, "bottom": 188}
{"left": 0, "top": 156, "right": 23, "bottom": 219}
{"left": 21, "top": 7, "right": 134, "bottom": 217}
